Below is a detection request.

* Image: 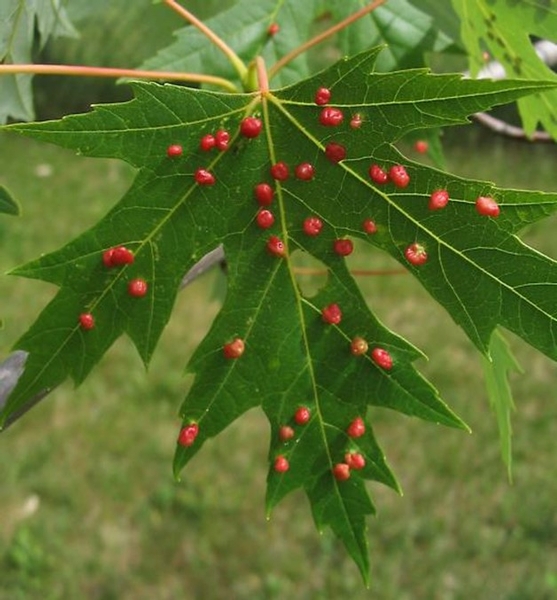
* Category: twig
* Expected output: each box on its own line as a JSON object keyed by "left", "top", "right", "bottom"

{"left": 162, "top": 0, "right": 247, "bottom": 84}
{"left": 0, "top": 63, "right": 238, "bottom": 92}
{"left": 268, "top": 0, "right": 387, "bottom": 80}
{"left": 472, "top": 112, "right": 552, "bottom": 142}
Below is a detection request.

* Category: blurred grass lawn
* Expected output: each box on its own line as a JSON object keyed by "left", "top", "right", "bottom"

{"left": 1, "top": 128, "right": 557, "bottom": 599}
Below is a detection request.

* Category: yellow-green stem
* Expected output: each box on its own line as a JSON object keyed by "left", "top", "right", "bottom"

{"left": 0, "top": 63, "right": 238, "bottom": 92}
{"left": 163, "top": 0, "right": 248, "bottom": 84}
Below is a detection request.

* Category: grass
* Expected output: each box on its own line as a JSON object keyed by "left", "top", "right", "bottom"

{"left": 1, "top": 128, "right": 557, "bottom": 599}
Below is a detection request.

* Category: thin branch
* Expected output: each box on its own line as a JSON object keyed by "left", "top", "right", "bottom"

{"left": 0, "top": 63, "right": 238, "bottom": 92}
{"left": 472, "top": 112, "right": 552, "bottom": 142}
{"left": 268, "top": 0, "right": 387, "bottom": 80}
{"left": 163, "top": 0, "right": 247, "bottom": 84}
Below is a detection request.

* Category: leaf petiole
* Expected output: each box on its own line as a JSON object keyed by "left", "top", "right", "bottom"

{"left": 0, "top": 64, "right": 238, "bottom": 92}
{"left": 162, "top": 0, "right": 248, "bottom": 85}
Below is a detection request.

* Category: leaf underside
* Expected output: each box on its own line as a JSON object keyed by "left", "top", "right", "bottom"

{"left": 3, "top": 49, "right": 557, "bottom": 580}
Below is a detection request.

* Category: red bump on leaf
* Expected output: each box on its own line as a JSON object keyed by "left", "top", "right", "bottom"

{"left": 256, "top": 209, "right": 275, "bottom": 229}
{"left": 79, "top": 313, "right": 95, "bottom": 330}
{"left": 333, "top": 239, "right": 353, "bottom": 256}
{"left": 128, "top": 278, "right": 148, "bottom": 298}
{"left": 332, "top": 463, "right": 351, "bottom": 481}
{"left": 111, "top": 246, "right": 134, "bottom": 266}
{"left": 314, "top": 87, "right": 331, "bottom": 106}
{"left": 294, "top": 406, "right": 311, "bottom": 425}
{"left": 254, "top": 183, "right": 274, "bottom": 206}
{"left": 295, "top": 162, "right": 315, "bottom": 181}
{"left": 370, "top": 347, "right": 393, "bottom": 370}
{"left": 345, "top": 452, "right": 366, "bottom": 470}
{"left": 177, "top": 423, "right": 199, "bottom": 447}
{"left": 223, "top": 337, "right": 245, "bottom": 359}
{"left": 274, "top": 455, "right": 290, "bottom": 473}
{"left": 476, "top": 196, "right": 500, "bottom": 217}
{"left": 240, "top": 116, "right": 262, "bottom": 138}
{"left": 200, "top": 134, "right": 216, "bottom": 151}
{"left": 362, "top": 219, "right": 377, "bottom": 234}
{"left": 405, "top": 243, "right": 428, "bottom": 266}
{"left": 414, "top": 140, "right": 429, "bottom": 154}
{"left": 270, "top": 162, "right": 289, "bottom": 181}
{"left": 368, "top": 164, "right": 389, "bottom": 184}
{"left": 389, "top": 164, "right": 410, "bottom": 188}
{"left": 319, "top": 107, "right": 344, "bottom": 126}
{"left": 268, "top": 22, "right": 280, "bottom": 36}
{"left": 303, "top": 216, "right": 323, "bottom": 236}
{"left": 195, "top": 168, "right": 216, "bottom": 186}
{"left": 166, "top": 144, "right": 183, "bottom": 158}
{"left": 321, "top": 303, "right": 342, "bottom": 325}
{"left": 215, "top": 129, "right": 230, "bottom": 151}
{"left": 350, "top": 337, "right": 368, "bottom": 356}
{"left": 429, "top": 189, "right": 450, "bottom": 211}
{"left": 267, "top": 235, "right": 286, "bottom": 257}
{"left": 350, "top": 113, "right": 363, "bottom": 129}
{"left": 278, "top": 425, "right": 295, "bottom": 442}
{"left": 346, "top": 417, "right": 365, "bottom": 438}
{"left": 325, "top": 142, "right": 346, "bottom": 163}
{"left": 102, "top": 248, "right": 115, "bottom": 267}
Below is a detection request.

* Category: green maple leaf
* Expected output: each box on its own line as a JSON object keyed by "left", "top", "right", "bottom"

{"left": 3, "top": 49, "right": 557, "bottom": 580}
{"left": 452, "top": 0, "right": 557, "bottom": 139}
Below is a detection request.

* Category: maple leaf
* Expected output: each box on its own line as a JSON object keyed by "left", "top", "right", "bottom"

{"left": 3, "top": 48, "right": 557, "bottom": 580}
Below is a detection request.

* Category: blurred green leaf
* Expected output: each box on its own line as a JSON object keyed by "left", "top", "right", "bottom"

{"left": 482, "top": 328, "right": 523, "bottom": 481}
{"left": 332, "top": 0, "right": 462, "bottom": 71}
{"left": 0, "top": 0, "right": 77, "bottom": 123}
{"left": 0, "top": 185, "right": 19, "bottom": 216}
{"left": 452, "top": 0, "right": 557, "bottom": 139}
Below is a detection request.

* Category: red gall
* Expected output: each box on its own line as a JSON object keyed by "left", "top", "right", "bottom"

{"left": 267, "top": 235, "right": 286, "bottom": 257}
{"left": 405, "top": 243, "right": 428, "bottom": 266}
{"left": 389, "top": 164, "right": 410, "bottom": 188}
{"left": 177, "top": 423, "right": 199, "bottom": 447}
{"left": 476, "top": 196, "right": 500, "bottom": 217}
{"left": 294, "top": 406, "right": 311, "bottom": 425}
{"left": 332, "top": 463, "right": 351, "bottom": 481}
{"left": 371, "top": 347, "right": 393, "bottom": 370}
{"left": 128, "top": 278, "right": 148, "bottom": 298}
{"left": 223, "top": 337, "right": 245, "bottom": 359}
{"left": 321, "top": 303, "right": 342, "bottom": 325}
{"left": 274, "top": 455, "right": 290, "bottom": 473}
{"left": 79, "top": 313, "right": 95, "bottom": 331}
{"left": 314, "top": 87, "right": 331, "bottom": 106}
{"left": 346, "top": 417, "right": 365, "bottom": 438}
{"left": 240, "top": 116, "right": 262, "bottom": 138}
{"left": 166, "top": 144, "right": 183, "bottom": 158}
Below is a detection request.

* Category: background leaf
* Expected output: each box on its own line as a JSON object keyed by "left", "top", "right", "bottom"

{"left": 0, "top": 185, "right": 19, "bottom": 216}
{"left": 0, "top": 0, "right": 77, "bottom": 123}
{"left": 482, "top": 328, "right": 523, "bottom": 481}
{"left": 451, "top": 0, "right": 557, "bottom": 139}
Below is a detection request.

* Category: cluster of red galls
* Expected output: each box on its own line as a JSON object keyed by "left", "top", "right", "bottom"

{"left": 78, "top": 245, "right": 148, "bottom": 331}
{"left": 274, "top": 413, "right": 367, "bottom": 482}
{"left": 313, "top": 86, "right": 502, "bottom": 268}
{"left": 173, "top": 85, "right": 502, "bottom": 479}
